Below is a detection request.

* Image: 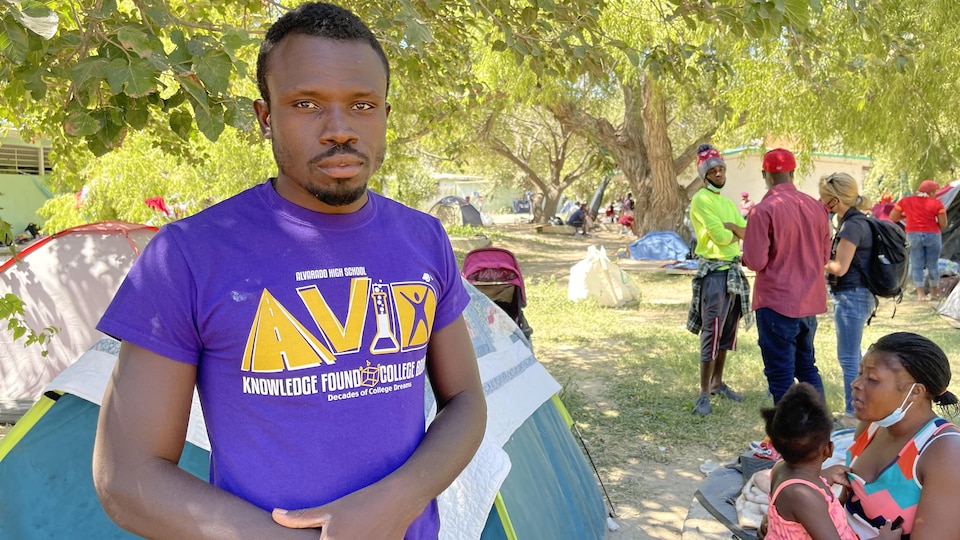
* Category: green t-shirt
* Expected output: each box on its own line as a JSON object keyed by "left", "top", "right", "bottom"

{"left": 689, "top": 188, "right": 746, "bottom": 261}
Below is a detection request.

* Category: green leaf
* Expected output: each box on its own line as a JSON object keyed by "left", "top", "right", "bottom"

{"left": 163, "top": 90, "right": 186, "bottom": 111}
{"left": 89, "top": 113, "right": 126, "bottom": 155}
{"left": 177, "top": 72, "right": 210, "bottom": 112}
{"left": 125, "top": 99, "right": 150, "bottom": 129}
{"left": 224, "top": 96, "right": 256, "bottom": 131}
{"left": 521, "top": 6, "right": 538, "bottom": 27}
{"left": 142, "top": 4, "right": 171, "bottom": 27}
{"left": 491, "top": 40, "right": 508, "bottom": 52}
{"left": 169, "top": 109, "right": 193, "bottom": 140}
{"left": 125, "top": 59, "right": 158, "bottom": 97}
{"left": 170, "top": 29, "right": 187, "bottom": 48}
{"left": 193, "top": 101, "right": 224, "bottom": 141}
{"left": 106, "top": 58, "right": 128, "bottom": 94}
{"left": 194, "top": 49, "right": 232, "bottom": 95}
{"left": 220, "top": 28, "right": 247, "bottom": 57}
{"left": 23, "top": 68, "right": 46, "bottom": 100}
{"left": 70, "top": 56, "right": 110, "bottom": 89}
{"left": 3, "top": 15, "right": 30, "bottom": 63}
{"left": 403, "top": 18, "right": 432, "bottom": 46}
{"left": 64, "top": 110, "right": 101, "bottom": 137}
{"left": 88, "top": 0, "right": 118, "bottom": 20}
{"left": 117, "top": 27, "right": 154, "bottom": 58}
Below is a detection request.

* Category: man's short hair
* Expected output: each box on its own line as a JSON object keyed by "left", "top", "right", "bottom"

{"left": 256, "top": 2, "right": 391, "bottom": 104}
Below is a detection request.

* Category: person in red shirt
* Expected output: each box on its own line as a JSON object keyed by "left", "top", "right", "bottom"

{"left": 890, "top": 180, "right": 948, "bottom": 301}
{"left": 741, "top": 149, "right": 832, "bottom": 405}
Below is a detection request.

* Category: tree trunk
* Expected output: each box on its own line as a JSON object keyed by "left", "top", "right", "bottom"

{"left": 554, "top": 76, "right": 714, "bottom": 237}
{"left": 636, "top": 79, "right": 687, "bottom": 235}
{"left": 540, "top": 185, "right": 562, "bottom": 222}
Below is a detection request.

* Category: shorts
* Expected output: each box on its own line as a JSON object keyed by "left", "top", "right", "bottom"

{"left": 699, "top": 270, "right": 742, "bottom": 362}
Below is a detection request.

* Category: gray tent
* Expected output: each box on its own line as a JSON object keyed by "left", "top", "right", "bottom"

{"left": 428, "top": 196, "right": 483, "bottom": 227}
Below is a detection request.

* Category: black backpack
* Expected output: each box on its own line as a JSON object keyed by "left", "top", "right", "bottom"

{"left": 850, "top": 213, "right": 909, "bottom": 299}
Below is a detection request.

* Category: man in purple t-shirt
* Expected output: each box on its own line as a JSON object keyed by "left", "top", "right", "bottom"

{"left": 92, "top": 4, "right": 487, "bottom": 539}
{"left": 741, "top": 149, "right": 831, "bottom": 404}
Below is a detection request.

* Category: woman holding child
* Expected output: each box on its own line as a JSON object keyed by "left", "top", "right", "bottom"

{"left": 844, "top": 332, "right": 960, "bottom": 538}
{"left": 760, "top": 332, "right": 960, "bottom": 539}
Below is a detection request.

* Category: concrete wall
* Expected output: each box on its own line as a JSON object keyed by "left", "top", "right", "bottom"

{"left": 0, "top": 175, "right": 50, "bottom": 235}
{"left": 717, "top": 147, "right": 871, "bottom": 208}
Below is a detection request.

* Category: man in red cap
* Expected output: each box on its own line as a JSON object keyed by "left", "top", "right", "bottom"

{"left": 890, "top": 179, "right": 948, "bottom": 300}
{"left": 741, "top": 148, "right": 831, "bottom": 405}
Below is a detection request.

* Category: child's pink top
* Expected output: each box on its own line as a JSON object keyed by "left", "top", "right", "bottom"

{"left": 765, "top": 477, "right": 858, "bottom": 540}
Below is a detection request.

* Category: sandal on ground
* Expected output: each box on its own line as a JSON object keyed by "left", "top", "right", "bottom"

{"left": 693, "top": 392, "right": 711, "bottom": 416}
{"left": 710, "top": 383, "right": 744, "bottom": 402}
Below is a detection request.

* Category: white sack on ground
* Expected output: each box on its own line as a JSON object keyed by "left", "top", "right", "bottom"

{"left": 568, "top": 245, "right": 640, "bottom": 307}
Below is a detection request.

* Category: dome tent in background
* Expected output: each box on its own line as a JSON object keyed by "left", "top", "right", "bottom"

{"left": 428, "top": 195, "right": 484, "bottom": 227}
{"left": 629, "top": 230, "right": 691, "bottom": 261}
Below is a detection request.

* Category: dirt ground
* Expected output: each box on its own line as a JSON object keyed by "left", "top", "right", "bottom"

{"left": 482, "top": 221, "right": 734, "bottom": 540}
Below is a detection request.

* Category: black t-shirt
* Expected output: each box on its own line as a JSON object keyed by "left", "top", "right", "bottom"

{"left": 830, "top": 208, "right": 873, "bottom": 291}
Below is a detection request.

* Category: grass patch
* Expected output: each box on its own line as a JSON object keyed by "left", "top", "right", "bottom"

{"left": 524, "top": 272, "right": 960, "bottom": 469}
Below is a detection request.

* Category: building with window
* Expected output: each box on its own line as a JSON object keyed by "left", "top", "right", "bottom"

{"left": 0, "top": 132, "right": 53, "bottom": 238}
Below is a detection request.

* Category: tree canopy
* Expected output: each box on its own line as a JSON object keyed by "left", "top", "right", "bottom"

{"left": 4, "top": 0, "right": 960, "bottom": 225}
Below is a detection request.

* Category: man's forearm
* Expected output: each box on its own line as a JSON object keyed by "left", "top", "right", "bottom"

{"left": 96, "top": 457, "right": 318, "bottom": 540}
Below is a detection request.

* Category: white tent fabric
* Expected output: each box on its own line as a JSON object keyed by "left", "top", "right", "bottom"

{"left": 0, "top": 222, "right": 155, "bottom": 420}
{"left": 938, "top": 282, "right": 960, "bottom": 328}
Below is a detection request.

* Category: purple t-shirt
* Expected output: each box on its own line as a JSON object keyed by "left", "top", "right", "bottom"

{"left": 97, "top": 181, "right": 469, "bottom": 538}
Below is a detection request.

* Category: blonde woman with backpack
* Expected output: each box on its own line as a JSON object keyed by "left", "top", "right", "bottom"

{"left": 820, "top": 173, "right": 874, "bottom": 428}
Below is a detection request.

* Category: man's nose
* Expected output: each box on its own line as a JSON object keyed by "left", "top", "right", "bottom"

{"left": 320, "top": 107, "right": 359, "bottom": 146}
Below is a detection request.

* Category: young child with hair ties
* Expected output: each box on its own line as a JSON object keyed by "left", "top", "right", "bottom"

{"left": 761, "top": 383, "right": 900, "bottom": 540}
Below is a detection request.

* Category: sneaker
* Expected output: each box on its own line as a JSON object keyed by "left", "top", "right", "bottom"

{"left": 711, "top": 383, "right": 744, "bottom": 402}
{"left": 693, "top": 392, "right": 711, "bottom": 416}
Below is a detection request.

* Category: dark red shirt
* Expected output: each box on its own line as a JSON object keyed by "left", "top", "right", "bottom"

{"left": 742, "top": 183, "right": 831, "bottom": 318}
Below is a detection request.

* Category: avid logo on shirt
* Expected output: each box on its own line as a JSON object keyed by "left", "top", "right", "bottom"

{"left": 239, "top": 268, "right": 438, "bottom": 401}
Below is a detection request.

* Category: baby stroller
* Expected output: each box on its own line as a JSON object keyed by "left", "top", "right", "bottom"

{"left": 461, "top": 247, "right": 534, "bottom": 341}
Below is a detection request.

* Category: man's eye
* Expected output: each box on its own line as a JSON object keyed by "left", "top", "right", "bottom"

{"left": 353, "top": 102, "right": 374, "bottom": 110}
{"left": 295, "top": 101, "right": 319, "bottom": 109}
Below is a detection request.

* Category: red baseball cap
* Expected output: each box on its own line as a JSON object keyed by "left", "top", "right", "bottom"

{"left": 762, "top": 148, "right": 796, "bottom": 173}
{"left": 918, "top": 179, "right": 939, "bottom": 194}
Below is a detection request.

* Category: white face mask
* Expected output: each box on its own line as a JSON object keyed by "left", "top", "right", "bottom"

{"left": 875, "top": 383, "right": 917, "bottom": 428}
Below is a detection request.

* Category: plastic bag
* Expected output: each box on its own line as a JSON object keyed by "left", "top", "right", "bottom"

{"left": 568, "top": 245, "right": 640, "bottom": 307}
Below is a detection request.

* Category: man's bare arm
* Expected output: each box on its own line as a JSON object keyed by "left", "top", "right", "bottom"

{"left": 93, "top": 342, "right": 318, "bottom": 540}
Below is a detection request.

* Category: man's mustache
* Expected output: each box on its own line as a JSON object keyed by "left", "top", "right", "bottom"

{"left": 308, "top": 144, "right": 368, "bottom": 165}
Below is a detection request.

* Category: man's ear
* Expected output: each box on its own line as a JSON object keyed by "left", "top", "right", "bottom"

{"left": 253, "top": 99, "right": 271, "bottom": 138}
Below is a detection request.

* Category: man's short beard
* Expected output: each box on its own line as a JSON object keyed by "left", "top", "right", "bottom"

{"left": 307, "top": 182, "right": 368, "bottom": 207}
{"left": 705, "top": 177, "right": 724, "bottom": 191}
